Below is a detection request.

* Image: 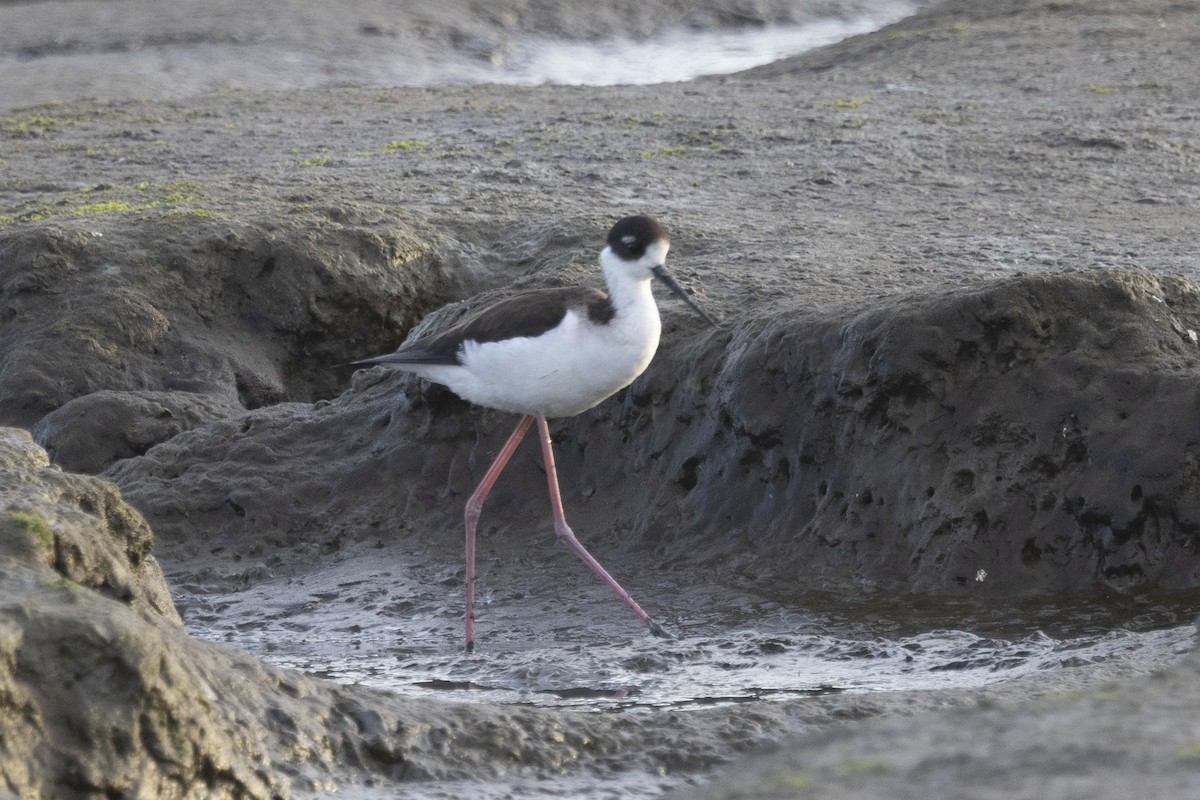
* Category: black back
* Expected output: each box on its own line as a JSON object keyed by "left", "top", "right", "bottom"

{"left": 380, "top": 286, "right": 614, "bottom": 366}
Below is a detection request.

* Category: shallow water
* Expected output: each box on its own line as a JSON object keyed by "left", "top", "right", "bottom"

{"left": 177, "top": 550, "right": 1199, "bottom": 713}
{"left": 0, "top": 2, "right": 921, "bottom": 112}
{"left": 168, "top": 533, "right": 1200, "bottom": 800}
{"left": 469, "top": 4, "right": 917, "bottom": 86}
{"left": 178, "top": 554, "right": 1199, "bottom": 799}
{"left": 275, "top": 618, "right": 1197, "bottom": 711}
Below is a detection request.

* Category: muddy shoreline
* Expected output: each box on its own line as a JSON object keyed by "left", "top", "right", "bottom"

{"left": 0, "top": 0, "right": 921, "bottom": 112}
{"left": 3, "top": 0, "right": 1200, "bottom": 797}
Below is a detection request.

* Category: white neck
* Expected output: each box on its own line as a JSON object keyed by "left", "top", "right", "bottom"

{"left": 600, "top": 246, "right": 656, "bottom": 317}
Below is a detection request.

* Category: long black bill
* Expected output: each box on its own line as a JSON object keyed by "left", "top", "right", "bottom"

{"left": 651, "top": 265, "right": 720, "bottom": 328}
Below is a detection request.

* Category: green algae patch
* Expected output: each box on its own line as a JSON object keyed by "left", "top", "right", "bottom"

{"left": 5, "top": 510, "right": 55, "bottom": 554}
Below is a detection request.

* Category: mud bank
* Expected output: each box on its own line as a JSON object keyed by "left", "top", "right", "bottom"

{"left": 103, "top": 268, "right": 1200, "bottom": 602}
{"left": 3, "top": 0, "right": 1200, "bottom": 796}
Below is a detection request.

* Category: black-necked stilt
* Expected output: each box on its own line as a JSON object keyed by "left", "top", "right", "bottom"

{"left": 354, "top": 215, "right": 717, "bottom": 650}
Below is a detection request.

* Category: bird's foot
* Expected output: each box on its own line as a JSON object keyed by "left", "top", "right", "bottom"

{"left": 646, "top": 618, "right": 674, "bottom": 640}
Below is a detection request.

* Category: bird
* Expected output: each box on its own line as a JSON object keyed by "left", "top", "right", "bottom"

{"left": 353, "top": 215, "right": 718, "bottom": 651}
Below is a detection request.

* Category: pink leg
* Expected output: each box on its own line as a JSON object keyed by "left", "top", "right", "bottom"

{"left": 534, "top": 414, "right": 670, "bottom": 639}
{"left": 464, "top": 414, "right": 534, "bottom": 652}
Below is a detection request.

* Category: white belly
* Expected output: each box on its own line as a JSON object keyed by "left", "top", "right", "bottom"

{"left": 410, "top": 306, "right": 662, "bottom": 418}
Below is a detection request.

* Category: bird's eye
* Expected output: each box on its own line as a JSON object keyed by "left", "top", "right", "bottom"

{"left": 621, "top": 235, "right": 636, "bottom": 245}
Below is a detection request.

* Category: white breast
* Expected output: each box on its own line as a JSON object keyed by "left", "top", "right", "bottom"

{"left": 417, "top": 286, "right": 662, "bottom": 418}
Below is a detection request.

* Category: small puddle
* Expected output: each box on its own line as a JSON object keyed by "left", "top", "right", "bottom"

{"left": 265, "top": 614, "right": 1198, "bottom": 711}
{"left": 474, "top": 4, "right": 918, "bottom": 86}
{"left": 176, "top": 552, "right": 1200, "bottom": 712}
{"left": 173, "top": 552, "right": 1200, "bottom": 799}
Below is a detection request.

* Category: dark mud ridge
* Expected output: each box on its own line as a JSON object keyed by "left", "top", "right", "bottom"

{"left": 3, "top": 0, "right": 1200, "bottom": 796}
